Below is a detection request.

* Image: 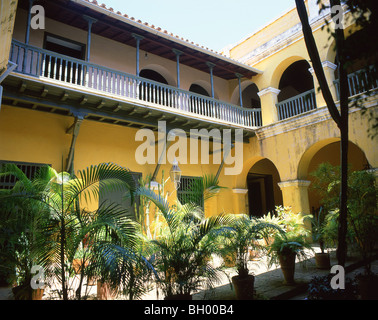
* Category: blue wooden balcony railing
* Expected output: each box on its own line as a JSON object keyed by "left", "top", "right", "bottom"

{"left": 9, "top": 40, "right": 262, "bottom": 128}
{"left": 276, "top": 89, "right": 317, "bottom": 121}
{"left": 334, "top": 66, "right": 378, "bottom": 99}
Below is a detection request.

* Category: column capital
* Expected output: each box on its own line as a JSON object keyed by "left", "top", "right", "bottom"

{"left": 206, "top": 62, "right": 216, "bottom": 70}
{"left": 172, "top": 48, "right": 184, "bottom": 56}
{"left": 257, "top": 87, "right": 281, "bottom": 97}
{"left": 132, "top": 33, "right": 145, "bottom": 41}
{"left": 83, "top": 15, "right": 98, "bottom": 26}
{"left": 309, "top": 60, "right": 337, "bottom": 74}
{"left": 232, "top": 188, "right": 248, "bottom": 194}
{"left": 278, "top": 180, "right": 311, "bottom": 189}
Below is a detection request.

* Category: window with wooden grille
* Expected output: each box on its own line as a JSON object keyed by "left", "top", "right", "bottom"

{"left": 0, "top": 160, "right": 49, "bottom": 189}
{"left": 99, "top": 172, "right": 142, "bottom": 217}
{"left": 177, "top": 176, "right": 204, "bottom": 209}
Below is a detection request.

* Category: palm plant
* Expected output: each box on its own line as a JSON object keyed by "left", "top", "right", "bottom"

{"left": 0, "top": 163, "right": 54, "bottom": 298}
{"left": 305, "top": 207, "right": 328, "bottom": 254}
{"left": 1, "top": 162, "right": 149, "bottom": 300}
{"left": 136, "top": 186, "right": 232, "bottom": 299}
{"left": 219, "top": 214, "right": 283, "bottom": 278}
{"left": 266, "top": 206, "right": 312, "bottom": 284}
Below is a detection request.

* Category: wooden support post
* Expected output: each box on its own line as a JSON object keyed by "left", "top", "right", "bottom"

{"left": 83, "top": 15, "right": 97, "bottom": 62}
{"left": 132, "top": 33, "right": 144, "bottom": 77}
{"left": 66, "top": 113, "right": 86, "bottom": 174}
{"left": 206, "top": 62, "right": 216, "bottom": 98}
{"left": 172, "top": 49, "right": 183, "bottom": 88}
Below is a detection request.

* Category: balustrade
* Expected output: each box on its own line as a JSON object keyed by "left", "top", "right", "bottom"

{"left": 9, "top": 40, "right": 262, "bottom": 129}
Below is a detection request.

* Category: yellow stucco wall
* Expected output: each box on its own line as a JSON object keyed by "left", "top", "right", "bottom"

{"left": 1, "top": 1, "right": 377, "bottom": 220}
{"left": 0, "top": 0, "right": 18, "bottom": 72}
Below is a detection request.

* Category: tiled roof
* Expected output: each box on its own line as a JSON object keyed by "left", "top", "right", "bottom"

{"left": 80, "top": 0, "right": 247, "bottom": 62}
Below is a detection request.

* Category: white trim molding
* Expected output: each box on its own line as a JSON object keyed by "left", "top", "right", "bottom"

{"left": 309, "top": 60, "right": 337, "bottom": 74}
{"left": 232, "top": 188, "right": 249, "bottom": 194}
{"left": 278, "top": 180, "right": 311, "bottom": 190}
{"left": 257, "top": 87, "right": 281, "bottom": 97}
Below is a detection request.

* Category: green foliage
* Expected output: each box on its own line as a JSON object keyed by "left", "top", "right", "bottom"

{"left": 311, "top": 163, "right": 378, "bottom": 274}
{"left": 0, "top": 163, "right": 54, "bottom": 292}
{"left": 304, "top": 207, "right": 328, "bottom": 253}
{"left": 266, "top": 206, "right": 312, "bottom": 268}
{"left": 0, "top": 162, "right": 149, "bottom": 300}
{"left": 218, "top": 214, "right": 283, "bottom": 278}
{"left": 307, "top": 274, "right": 358, "bottom": 300}
{"left": 136, "top": 185, "right": 232, "bottom": 298}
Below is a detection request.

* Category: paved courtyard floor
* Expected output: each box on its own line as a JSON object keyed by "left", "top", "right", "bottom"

{"left": 33, "top": 246, "right": 377, "bottom": 300}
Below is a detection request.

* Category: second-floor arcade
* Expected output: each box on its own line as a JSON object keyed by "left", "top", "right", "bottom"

{"left": 2, "top": 0, "right": 264, "bottom": 141}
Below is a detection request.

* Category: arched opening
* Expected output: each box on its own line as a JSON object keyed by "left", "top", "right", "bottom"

{"left": 138, "top": 68, "right": 170, "bottom": 105}
{"left": 189, "top": 83, "right": 210, "bottom": 97}
{"left": 276, "top": 59, "right": 316, "bottom": 119}
{"left": 301, "top": 140, "right": 370, "bottom": 212}
{"left": 333, "top": 28, "right": 378, "bottom": 97}
{"left": 239, "top": 83, "right": 261, "bottom": 108}
{"left": 246, "top": 158, "right": 283, "bottom": 217}
{"left": 278, "top": 60, "right": 314, "bottom": 102}
{"left": 188, "top": 82, "right": 214, "bottom": 115}
{"left": 139, "top": 69, "right": 169, "bottom": 85}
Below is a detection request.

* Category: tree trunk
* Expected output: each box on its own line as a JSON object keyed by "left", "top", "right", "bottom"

{"left": 295, "top": 0, "right": 349, "bottom": 266}
{"left": 60, "top": 217, "right": 68, "bottom": 300}
{"left": 331, "top": 0, "right": 349, "bottom": 267}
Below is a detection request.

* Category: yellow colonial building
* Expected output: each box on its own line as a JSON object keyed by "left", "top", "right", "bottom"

{"left": 0, "top": 0, "right": 377, "bottom": 218}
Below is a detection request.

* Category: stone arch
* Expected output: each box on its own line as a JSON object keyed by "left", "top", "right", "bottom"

{"left": 246, "top": 158, "right": 283, "bottom": 217}
{"left": 236, "top": 156, "right": 283, "bottom": 217}
{"left": 297, "top": 138, "right": 370, "bottom": 180}
{"left": 277, "top": 59, "right": 314, "bottom": 102}
{"left": 325, "top": 24, "right": 367, "bottom": 75}
{"left": 140, "top": 64, "right": 176, "bottom": 87}
{"left": 230, "top": 80, "right": 261, "bottom": 108}
{"left": 189, "top": 80, "right": 218, "bottom": 100}
{"left": 269, "top": 55, "right": 310, "bottom": 89}
{"left": 297, "top": 138, "right": 370, "bottom": 211}
{"left": 236, "top": 156, "right": 265, "bottom": 188}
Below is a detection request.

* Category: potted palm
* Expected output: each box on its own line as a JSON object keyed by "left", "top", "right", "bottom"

{"left": 268, "top": 233, "right": 312, "bottom": 285}
{"left": 137, "top": 186, "right": 232, "bottom": 300}
{"left": 3, "top": 162, "right": 147, "bottom": 300}
{"left": 267, "top": 206, "right": 312, "bottom": 285}
{"left": 305, "top": 207, "right": 331, "bottom": 269}
{"left": 347, "top": 170, "right": 378, "bottom": 299}
{"left": 0, "top": 163, "right": 54, "bottom": 300}
{"left": 219, "top": 214, "right": 283, "bottom": 300}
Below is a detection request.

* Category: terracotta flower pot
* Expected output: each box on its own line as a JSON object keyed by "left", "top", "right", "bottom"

{"left": 278, "top": 253, "right": 296, "bottom": 285}
{"left": 97, "top": 280, "right": 117, "bottom": 300}
{"left": 232, "top": 274, "right": 255, "bottom": 300}
{"left": 32, "top": 288, "right": 44, "bottom": 300}
{"left": 315, "top": 252, "right": 331, "bottom": 270}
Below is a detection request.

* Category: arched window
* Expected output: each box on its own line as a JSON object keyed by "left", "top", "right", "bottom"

{"left": 278, "top": 60, "right": 314, "bottom": 102}
{"left": 139, "top": 69, "right": 168, "bottom": 84}
{"left": 189, "top": 84, "right": 210, "bottom": 97}
{"left": 240, "top": 83, "right": 261, "bottom": 108}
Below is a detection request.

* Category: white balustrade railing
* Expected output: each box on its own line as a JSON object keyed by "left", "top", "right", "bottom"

{"left": 276, "top": 89, "right": 316, "bottom": 120}
{"left": 334, "top": 66, "right": 378, "bottom": 99}
{"left": 9, "top": 40, "right": 262, "bottom": 128}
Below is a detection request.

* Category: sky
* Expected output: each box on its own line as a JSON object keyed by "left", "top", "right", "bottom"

{"left": 101, "top": 0, "right": 296, "bottom": 52}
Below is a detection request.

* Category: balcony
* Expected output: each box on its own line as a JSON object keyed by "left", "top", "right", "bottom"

{"left": 334, "top": 66, "right": 378, "bottom": 99}
{"left": 8, "top": 40, "right": 262, "bottom": 129}
{"left": 276, "top": 67, "right": 377, "bottom": 121}
{"left": 276, "top": 89, "right": 317, "bottom": 121}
